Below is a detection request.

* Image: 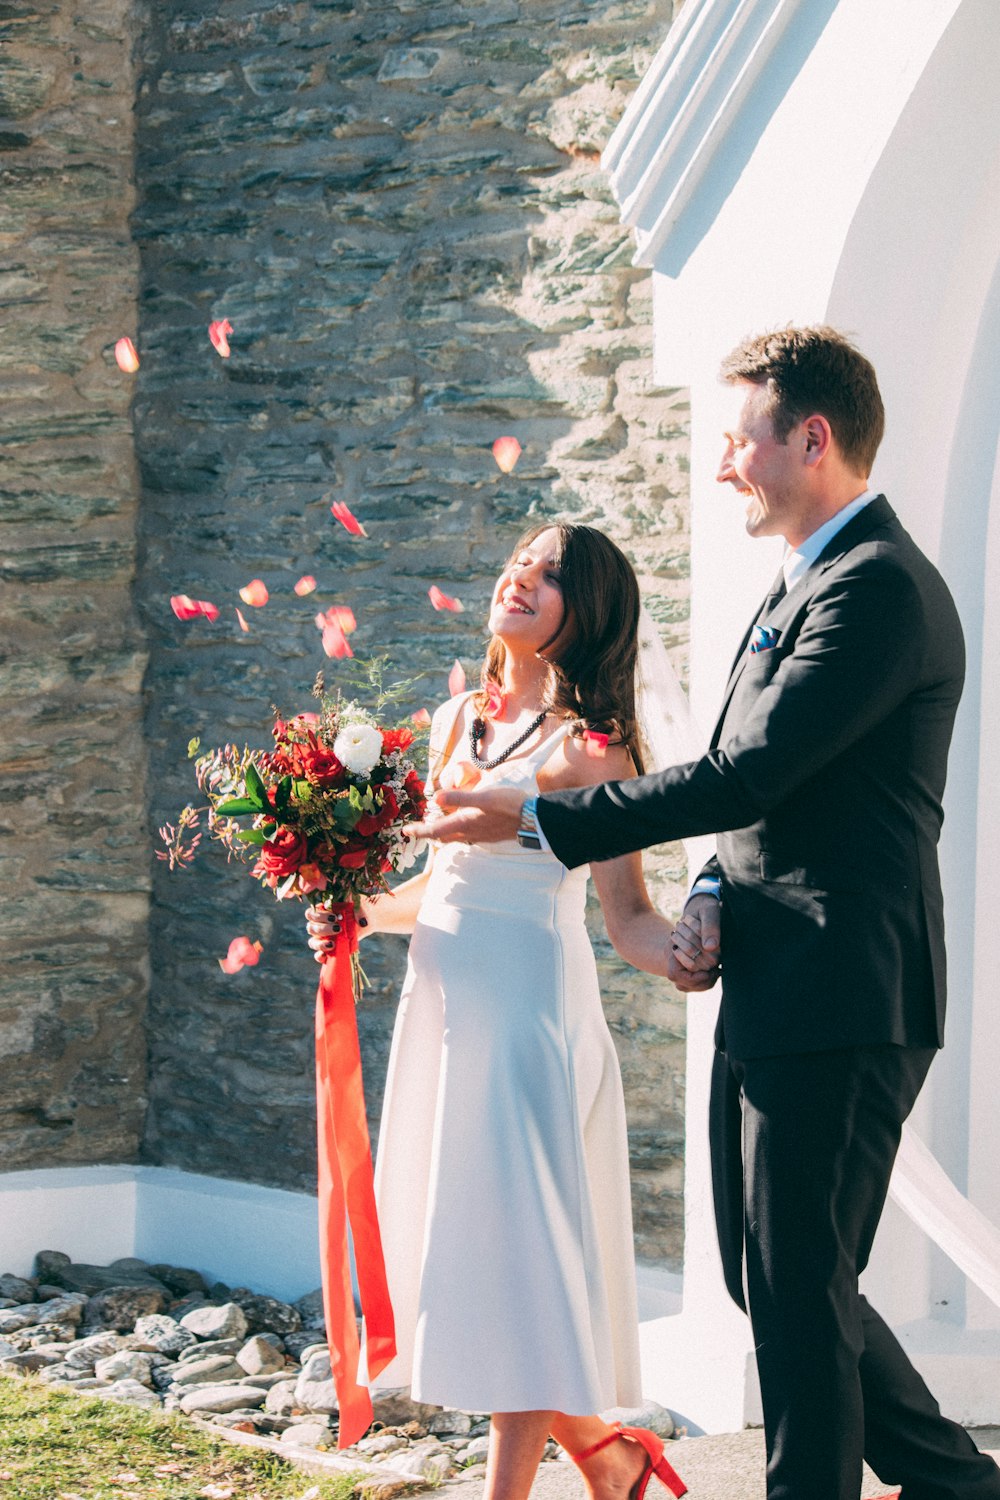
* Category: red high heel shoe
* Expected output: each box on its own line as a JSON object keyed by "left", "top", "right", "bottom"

{"left": 567, "top": 1422, "right": 687, "bottom": 1500}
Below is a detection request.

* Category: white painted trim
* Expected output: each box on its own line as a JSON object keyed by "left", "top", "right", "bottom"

{"left": 602, "top": 0, "right": 804, "bottom": 266}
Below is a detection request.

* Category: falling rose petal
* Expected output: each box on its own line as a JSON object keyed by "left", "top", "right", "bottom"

{"left": 411, "top": 707, "right": 432, "bottom": 728}
{"left": 239, "top": 578, "right": 269, "bottom": 607}
{"left": 236, "top": 607, "right": 250, "bottom": 633}
{"left": 448, "top": 659, "right": 467, "bottom": 697}
{"left": 330, "top": 604, "right": 357, "bottom": 634}
{"left": 114, "top": 336, "right": 140, "bottom": 373}
{"left": 294, "top": 574, "right": 317, "bottom": 596}
{"left": 330, "top": 499, "right": 368, "bottom": 537}
{"left": 429, "top": 585, "right": 464, "bottom": 613}
{"left": 171, "top": 594, "right": 220, "bottom": 623}
{"left": 322, "top": 621, "right": 354, "bottom": 659}
{"left": 208, "top": 318, "right": 233, "bottom": 358}
{"left": 219, "top": 936, "right": 263, "bottom": 974}
{"left": 583, "top": 730, "right": 610, "bottom": 758}
{"left": 492, "top": 435, "right": 522, "bottom": 473}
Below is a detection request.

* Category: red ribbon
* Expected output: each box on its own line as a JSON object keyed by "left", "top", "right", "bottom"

{"left": 314, "top": 903, "right": 396, "bottom": 1449}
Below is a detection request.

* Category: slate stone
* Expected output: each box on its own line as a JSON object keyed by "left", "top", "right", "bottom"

{"left": 84, "top": 1286, "right": 169, "bottom": 1332}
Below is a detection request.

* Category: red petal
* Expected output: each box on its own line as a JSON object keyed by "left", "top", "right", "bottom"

{"left": 330, "top": 500, "right": 368, "bottom": 537}
{"left": 492, "top": 435, "right": 522, "bottom": 473}
{"left": 294, "top": 575, "right": 317, "bottom": 596}
{"left": 330, "top": 604, "right": 357, "bottom": 634}
{"left": 322, "top": 621, "right": 354, "bottom": 659}
{"left": 236, "top": 608, "right": 250, "bottom": 632}
{"left": 171, "top": 594, "right": 219, "bottom": 623}
{"left": 209, "top": 318, "right": 233, "bottom": 358}
{"left": 485, "top": 682, "right": 507, "bottom": 720}
{"left": 115, "top": 337, "right": 140, "bottom": 374}
{"left": 583, "top": 730, "right": 610, "bottom": 757}
{"left": 448, "top": 659, "right": 467, "bottom": 697}
{"left": 239, "top": 578, "right": 268, "bottom": 607}
{"left": 429, "top": 585, "right": 464, "bottom": 613}
{"left": 411, "top": 707, "right": 432, "bottom": 728}
{"left": 218, "top": 936, "right": 263, "bottom": 973}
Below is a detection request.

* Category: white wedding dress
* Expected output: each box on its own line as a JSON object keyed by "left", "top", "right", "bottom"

{"left": 366, "top": 696, "right": 642, "bottom": 1414}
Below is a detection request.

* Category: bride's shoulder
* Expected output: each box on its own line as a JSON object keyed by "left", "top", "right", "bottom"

{"left": 539, "top": 727, "right": 635, "bottom": 792}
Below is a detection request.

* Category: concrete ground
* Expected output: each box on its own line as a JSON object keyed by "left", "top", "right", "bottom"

{"left": 442, "top": 1430, "right": 1000, "bottom": 1500}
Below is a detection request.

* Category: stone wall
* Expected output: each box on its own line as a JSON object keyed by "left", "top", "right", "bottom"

{"left": 1, "top": 0, "right": 690, "bottom": 1266}
{"left": 0, "top": 3, "right": 148, "bottom": 1167}
{"left": 134, "top": 0, "right": 688, "bottom": 1263}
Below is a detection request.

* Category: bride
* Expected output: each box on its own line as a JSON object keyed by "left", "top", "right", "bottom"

{"left": 307, "top": 523, "right": 698, "bottom": 1500}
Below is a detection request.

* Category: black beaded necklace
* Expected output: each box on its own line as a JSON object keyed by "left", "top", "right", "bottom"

{"left": 469, "top": 709, "right": 548, "bottom": 771}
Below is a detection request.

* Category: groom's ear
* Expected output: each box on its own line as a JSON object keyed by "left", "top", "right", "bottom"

{"left": 800, "top": 413, "right": 833, "bottom": 467}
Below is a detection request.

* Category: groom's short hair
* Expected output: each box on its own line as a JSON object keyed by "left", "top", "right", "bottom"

{"left": 720, "top": 325, "right": 884, "bottom": 475}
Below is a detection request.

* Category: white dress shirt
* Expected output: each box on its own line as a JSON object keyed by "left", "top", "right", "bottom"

{"left": 782, "top": 488, "right": 879, "bottom": 590}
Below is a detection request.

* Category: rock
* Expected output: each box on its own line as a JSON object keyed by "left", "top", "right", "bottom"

{"left": 178, "top": 1383, "right": 268, "bottom": 1415}
{"left": 457, "top": 1435, "right": 491, "bottom": 1465}
{"left": 294, "top": 1349, "right": 337, "bottom": 1414}
{"left": 94, "top": 1350, "right": 156, "bottom": 1386}
{"left": 283, "top": 1329, "right": 324, "bottom": 1361}
{"left": 293, "top": 1340, "right": 327, "bottom": 1366}
{"left": 151, "top": 1362, "right": 182, "bottom": 1392}
{"left": 371, "top": 1389, "right": 442, "bottom": 1428}
{"left": 429, "top": 1409, "right": 473, "bottom": 1437}
{"left": 386, "top": 1443, "right": 452, "bottom": 1481}
{"left": 293, "top": 1288, "right": 326, "bottom": 1329}
{"left": 0, "top": 1349, "right": 65, "bottom": 1372}
{"left": 177, "top": 1337, "right": 241, "bottom": 1362}
{"left": 84, "top": 1286, "right": 168, "bottom": 1331}
{"left": 178, "top": 1302, "right": 248, "bottom": 1341}
{"left": 32, "top": 1294, "right": 85, "bottom": 1325}
{"left": 357, "top": 1432, "right": 409, "bottom": 1456}
{"left": 170, "top": 1354, "right": 246, "bottom": 1387}
{"left": 280, "top": 1421, "right": 332, "bottom": 1450}
{"left": 229, "top": 1290, "right": 301, "bottom": 1337}
{"left": 237, "top": 1334, "right": 286, "bottom": 1376}
{"left": 37, "top": 1254, "right": 169, "bottom": 1298}
{"left": 0, "top": 1275, "right": 36, "bottom": 1303}
{"left": 92, "top": 1377, "right": 163, "bottom": 1408}
{"left": 64, "top": 1332, "right": 124, "bottom": 1369}
{"left": 0, "top": 1307, "right": 43, "bottom": 1333}
{"left": 146, "top": 1264, "right": 207, "bottom": 1298}
{"left": 600, "top": 1402, "right": 675, "bottom": 1440}
{"left": 128, "top": 1314, "right": 197, "bottom": 1355}
{"left": 264, "top": 1379, "right": 299, "bottom": 1416}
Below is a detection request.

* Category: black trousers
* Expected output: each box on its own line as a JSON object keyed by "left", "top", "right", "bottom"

{"left": 710, "top": 1044, "right": 1000, "bottom": 1500}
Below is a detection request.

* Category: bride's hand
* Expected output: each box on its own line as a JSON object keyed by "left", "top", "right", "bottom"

{"left": 305, "top": 901, "right": 376, "bottom": 962}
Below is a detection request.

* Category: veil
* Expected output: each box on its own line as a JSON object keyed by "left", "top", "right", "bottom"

{"left": 633, "top": 605, "right": 715, "bottom": 880}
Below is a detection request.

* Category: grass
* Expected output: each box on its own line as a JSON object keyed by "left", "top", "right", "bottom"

{"left": 0, "top": 1375, "right": 367, "bottom": 1500}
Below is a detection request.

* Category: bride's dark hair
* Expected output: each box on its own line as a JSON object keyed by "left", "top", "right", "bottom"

{"left": 476, "top": 522, "right": 645, "bottom": 771}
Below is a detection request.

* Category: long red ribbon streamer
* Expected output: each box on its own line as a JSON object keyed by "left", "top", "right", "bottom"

{"left": 314, "top": 903, "right": 396, "bottom": 1449}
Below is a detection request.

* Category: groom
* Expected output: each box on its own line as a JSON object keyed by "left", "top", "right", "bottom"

{"left": 414, "top": 327, "right": 1000, "bottom": 1500}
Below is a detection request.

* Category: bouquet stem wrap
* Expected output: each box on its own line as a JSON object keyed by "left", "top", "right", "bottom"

{"left": 314, "top": 902, "right": 396, "bottom": 1449}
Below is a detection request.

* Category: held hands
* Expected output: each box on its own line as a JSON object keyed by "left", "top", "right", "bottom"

{"left": 406, "top": 786, "right": 526, "bottom": 845}
{"left": 668, "top": 893, "right": 722, "bottom": 992}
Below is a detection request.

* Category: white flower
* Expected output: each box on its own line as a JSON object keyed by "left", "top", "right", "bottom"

{"left": 333, "top": 722, "right": 384, "bottom": 778}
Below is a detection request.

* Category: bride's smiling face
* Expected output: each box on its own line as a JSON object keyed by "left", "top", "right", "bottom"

{"left": 488, "top": 527, "right": 567, "bottom": 654}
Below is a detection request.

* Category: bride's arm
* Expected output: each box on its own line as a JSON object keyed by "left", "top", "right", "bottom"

{"left": 541, "top": 736, "right": 717, "bottom": 987}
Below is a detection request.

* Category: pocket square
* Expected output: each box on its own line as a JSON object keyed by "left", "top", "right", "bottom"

{"left": 750, "top": 625, "right": 780, "bottom": 654}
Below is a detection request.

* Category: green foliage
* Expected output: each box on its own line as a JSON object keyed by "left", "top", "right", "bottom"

{"left": 0, "top": 1375, "right": 367, "bottom": 1500}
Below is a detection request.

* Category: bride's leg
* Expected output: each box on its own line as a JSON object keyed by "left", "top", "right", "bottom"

{"left": 550, "top": 1416, "right": 649, "bottom": 1500}
{"left": 484, "top": 1411, "right": 555, "bottom": 1500}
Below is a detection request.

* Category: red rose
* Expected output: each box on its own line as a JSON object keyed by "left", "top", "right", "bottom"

{"left": 381, "top": 727, "right": 414, "bottom": 754}
{"left": 404, "top": 769, "right": 427, "bottom": 817}
{"left": 337, "top": 839, "right": 370, "bottom": 870}
{"left": 257, "top": 826, "right": 310, "bottom": 879}
{"left": 356, "top": 786, "right": 399, "bottom": 838}
{"left": 299, "top": 742, "right": 344, "bottom": 788}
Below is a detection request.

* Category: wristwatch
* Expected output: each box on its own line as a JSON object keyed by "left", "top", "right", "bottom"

{"left": 516, "top": 795, "right": 542, "bottom": 850}
{"left": 689, "top": 875, "right": 722, "bottom": 901}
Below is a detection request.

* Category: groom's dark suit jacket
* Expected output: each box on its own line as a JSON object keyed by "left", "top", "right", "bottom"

{"left": 537, "top": 496, "right": 965, "bottom": 1061}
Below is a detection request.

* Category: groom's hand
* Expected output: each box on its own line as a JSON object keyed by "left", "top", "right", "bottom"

{"left": 407, "top": 786, "right": 525, "bottom": 845}
{"left": 668, "top": 893, "right": 722, "bottom": 991}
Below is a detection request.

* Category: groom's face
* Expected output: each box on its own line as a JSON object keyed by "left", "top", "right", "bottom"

{"left": 717, "top": 380, "right": 808, "bottom": 545}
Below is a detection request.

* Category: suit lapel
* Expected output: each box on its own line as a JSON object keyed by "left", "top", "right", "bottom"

{"left": 709, "top": 497, "right": 895, "bottom": 747}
